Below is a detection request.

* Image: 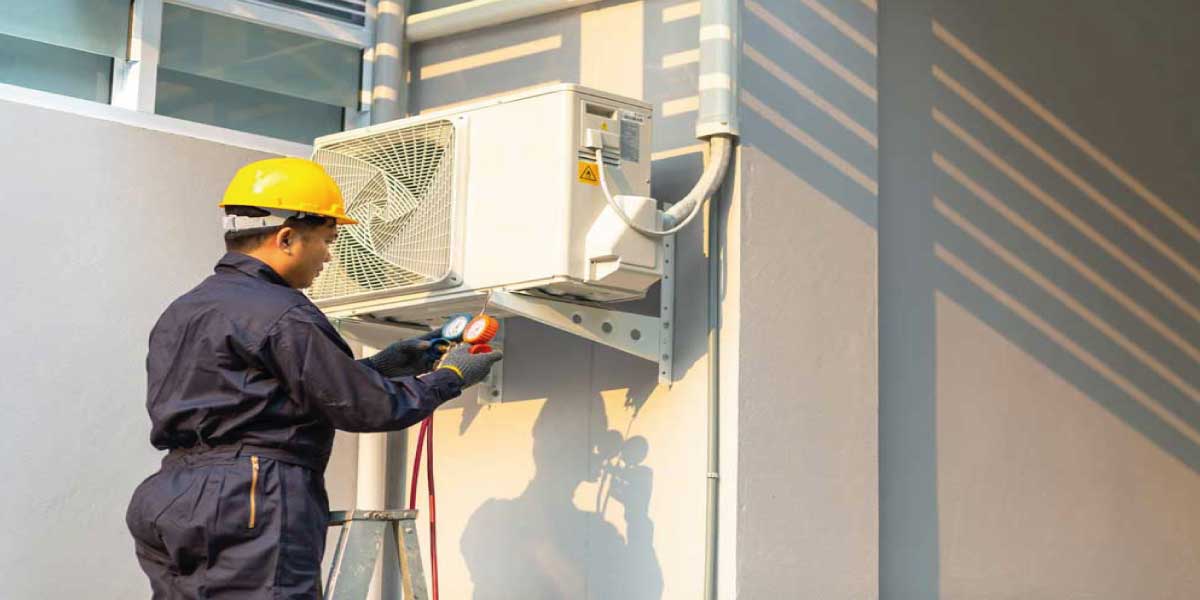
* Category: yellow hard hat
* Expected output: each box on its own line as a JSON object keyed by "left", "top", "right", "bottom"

{"left": 219, "top": 157, "right": 359, "bottom": 225}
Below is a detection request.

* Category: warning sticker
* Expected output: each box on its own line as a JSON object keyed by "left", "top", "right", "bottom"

{"left": 578, "top": 161, "right": 600, "bottom": 186}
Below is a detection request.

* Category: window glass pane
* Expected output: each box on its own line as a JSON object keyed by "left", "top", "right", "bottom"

{"left": 159, "top": 4, "right": 360, "bottom": 109}
{"left": 0, "top": 32, "right": 112, "bottom": 102}
{"left": 0, "top": 0, "right": 129, "bottom": 58}
{"left": 156, "top": 67, "right": 344, "bottom": 143}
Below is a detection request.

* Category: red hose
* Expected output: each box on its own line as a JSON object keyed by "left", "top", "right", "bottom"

{"left": 407, "top": 415, "right": 439, "bottom": 600}
{"left": 408, "top": 418, "right": 428, "bottom": 510}
{"left": 426, "top": 412, "right": 439, "bottom": 600}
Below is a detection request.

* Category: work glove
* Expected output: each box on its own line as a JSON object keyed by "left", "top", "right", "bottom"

{"left": 360, "top": 330, "right": 443, "bottom": 377}
{"left": 436, "top": 344, "right": 503, "bottom": 388}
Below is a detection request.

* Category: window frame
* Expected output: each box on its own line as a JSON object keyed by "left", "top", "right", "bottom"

{"left": 109, "top": 0, "right": 375, "bottom": 139}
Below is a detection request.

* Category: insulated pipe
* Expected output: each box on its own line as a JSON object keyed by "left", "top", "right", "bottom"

{"left": 372, "top": 0, "right": 410, "bottom": 123}
{"left": 659, "top": 135, "right": 734, "bottom": 231}
{"left": 355, "top": 347, "right": 389, "bottom": 515}
{"left": 356, "top": 433, "right": 390, "bottom": 510}
{"left": 704, "top": 160, "right": 724, "bottom": 600}
{"left": 660, "top": 0, "right": 739, "bottom": 229}
{"left": 356, "top": 417, "right": 388, "bottom": 600}
{"left": 406, "top": 0, "right": 603, "bottom": 43}
{"left": 697, "top": 1, "right": 737, "bottom": 599}
{"left": 696, "top": 0, "right": 740, "bottom": 138}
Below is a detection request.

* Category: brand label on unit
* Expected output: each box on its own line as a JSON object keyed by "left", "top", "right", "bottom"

{"left": 620, "top": 111, "right": 642, "bottom": 163}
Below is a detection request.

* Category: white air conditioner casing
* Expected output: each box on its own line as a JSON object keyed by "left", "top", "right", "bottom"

{"left": 308, "top": 84, "right": 659, "bottom": 325}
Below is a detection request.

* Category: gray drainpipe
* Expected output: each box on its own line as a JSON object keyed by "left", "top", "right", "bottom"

{"left": 698, "top": 1, "right": 738, "bottom": 599}
{"left": 371, "top": 0, "right": 410, "bottom": 123}
{"left": 368, "top": 6, "right": 411, "bottom": 599}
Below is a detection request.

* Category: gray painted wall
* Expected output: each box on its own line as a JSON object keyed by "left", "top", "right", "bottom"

{"left": 0, "top": 98, "right": 366, "bottom": 598}
{"left": 737, "top": 0, "right": 880, "bottom": 597}
{"left": 880, "top": 0, "right": 1200, "bottom": 598}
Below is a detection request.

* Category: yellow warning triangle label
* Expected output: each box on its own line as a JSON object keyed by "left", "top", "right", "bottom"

{"left": 578, "top": 162, "right": 600, "bottom": 186}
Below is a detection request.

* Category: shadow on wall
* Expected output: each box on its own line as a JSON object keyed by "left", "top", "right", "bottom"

{"left": 459, "top": 369, "right": 664, "bottom": 599}
{"left": 739, "top": 0, "right": 879, "bottom": 227}
{"left": 928, "top": 16, "right": 1200, "bottom": 474}
{"left": 408, "top": 4, "right": 581, "bottom": 114}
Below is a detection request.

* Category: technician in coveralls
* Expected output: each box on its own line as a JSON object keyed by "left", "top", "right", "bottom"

{"left": 125, "top": 158, "right": 501, "bottom": 599}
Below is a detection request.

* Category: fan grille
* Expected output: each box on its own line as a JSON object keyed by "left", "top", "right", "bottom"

{"left": 308, "top": 120, "right": 457, "bottom": 302}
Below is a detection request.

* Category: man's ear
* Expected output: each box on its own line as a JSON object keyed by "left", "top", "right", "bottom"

{"left": 275, "top": 226, "right": 297, "bottom": 254}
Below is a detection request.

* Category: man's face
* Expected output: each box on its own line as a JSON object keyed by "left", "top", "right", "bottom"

{"left": 281, "top": 223, "right": 337, "bottom": 289}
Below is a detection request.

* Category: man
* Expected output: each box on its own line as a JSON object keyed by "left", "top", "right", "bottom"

{"left": 125, "top": 157, "right": 501, "bottom": 599}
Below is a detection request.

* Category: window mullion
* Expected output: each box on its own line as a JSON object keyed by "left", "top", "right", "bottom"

{"left": 346, "top": 0, "right": 376, "bottom": 130}
{"left": 112, "top": 0, "right": 164, "bottom": 112}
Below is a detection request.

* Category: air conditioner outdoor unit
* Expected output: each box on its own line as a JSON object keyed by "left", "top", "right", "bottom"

{"left": 309, "top": 84, "right": 662, "bottom": 324}
{"left": 310, "top": 84, "right": 676, "bottom": 393}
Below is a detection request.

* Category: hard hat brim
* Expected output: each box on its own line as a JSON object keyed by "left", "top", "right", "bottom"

{"left": 218, "top": 200, "right": 359, "bottom": 226}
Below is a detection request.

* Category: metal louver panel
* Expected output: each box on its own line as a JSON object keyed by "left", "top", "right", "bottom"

{"left": 261, "top": 0, "right": 367, "bottom": 26}
{"left": 309, "top": 120, "right": 457, "bottom": 302}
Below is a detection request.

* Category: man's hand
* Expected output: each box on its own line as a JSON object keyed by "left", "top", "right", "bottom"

{"left": 436, "top": 344, "right": 503, "bottom": 388}
{"left": 360, "top": 330, "right": 442, "bottom": 377}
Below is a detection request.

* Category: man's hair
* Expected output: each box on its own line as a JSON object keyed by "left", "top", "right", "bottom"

{"left": 224, "top": 206, "right": 335, "bottom": 252}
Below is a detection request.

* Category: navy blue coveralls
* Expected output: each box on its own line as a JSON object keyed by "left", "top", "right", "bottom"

{"left": 126, "top": 253, "right": 462, "bottom": 599}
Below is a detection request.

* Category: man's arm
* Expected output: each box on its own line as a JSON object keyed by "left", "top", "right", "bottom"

{"left": 264, "top": 305, "right": 463, "bottom": 432}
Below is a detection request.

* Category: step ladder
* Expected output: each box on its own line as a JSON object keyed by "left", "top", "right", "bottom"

{"left": 325, "top": 509, "right": 429, "bottom": 600}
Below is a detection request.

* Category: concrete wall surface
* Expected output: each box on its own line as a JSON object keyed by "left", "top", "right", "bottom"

{"left": 0, "top": 97, "right": 364, "bottom": 598}
{"left": 737, "top": 0, "right": 880, "bottom": 597}
{"left": 880, "top": 1, "right": 1200, "bottom": 598}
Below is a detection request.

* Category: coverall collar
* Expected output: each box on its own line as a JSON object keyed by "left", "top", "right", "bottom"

{"left": 216, "top": 252, "right": 292, "bottom": 288}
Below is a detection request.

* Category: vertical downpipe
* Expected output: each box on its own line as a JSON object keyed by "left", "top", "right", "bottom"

{"left": 698, "top": 0, "right": 738, "bottom": 599}
{"left": 362, "top": 4, "right": 410, "bottom": 599}
{"left": 365, "top": 1, "right": 412, "bottom": 511}
{"left": 372, "top": 0, "right": 410, "bottom": 124}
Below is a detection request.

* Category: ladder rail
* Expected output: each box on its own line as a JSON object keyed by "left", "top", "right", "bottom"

{"left": 325, "top": 510, "right": 429, "bottom": 600}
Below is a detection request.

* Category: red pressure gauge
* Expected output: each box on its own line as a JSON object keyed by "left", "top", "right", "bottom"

{"left": 463, "top": 315, "right": 499, "bottom": 345}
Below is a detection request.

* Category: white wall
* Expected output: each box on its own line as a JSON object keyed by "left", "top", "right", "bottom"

{"left": 387, "top": 1, "right": 723, "bottom": 598}
{"left": 0, "top": 94, "right": 366, "bottom": 598}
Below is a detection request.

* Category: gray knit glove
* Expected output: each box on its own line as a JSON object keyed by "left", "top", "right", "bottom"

{"left": 436, "top": 344, "right": 503, "bottom": 388}
{"left": 360, "top": 331, "right": 441, "bottom": 377}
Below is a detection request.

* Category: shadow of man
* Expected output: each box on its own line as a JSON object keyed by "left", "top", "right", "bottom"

{"left": 460, "top": 392, "right": 663, "bottom": 599}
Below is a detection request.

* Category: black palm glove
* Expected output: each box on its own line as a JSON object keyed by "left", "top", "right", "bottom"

{"left": 436, "top": 344, "right": 503, "bottom": 388}
{"left": 359, "top": 330, "right": 442, "bottom": 377}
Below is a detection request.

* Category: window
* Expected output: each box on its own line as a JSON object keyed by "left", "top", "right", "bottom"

{"left": 0, "top": 0, "right": 130, "bottom": 102}
{"left": 156, "top": 3, "right": 362, "bottom": 143}
{"left": 261, "top": 0, "right": 368, "bottom": 26}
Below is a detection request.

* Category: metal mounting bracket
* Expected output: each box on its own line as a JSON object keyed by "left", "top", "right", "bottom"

{"left": 477, "top": 325, "right": 504, "bottom": 405}
{"left": 330, "top": 238, "right": 676, "bottom": 404}
{"left": 485, "top": 235, "right": 676, "bottom": 394}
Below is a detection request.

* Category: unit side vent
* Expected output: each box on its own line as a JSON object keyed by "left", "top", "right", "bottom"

{"left": 309, "top": 120, "right": 457, "bottom": 302}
